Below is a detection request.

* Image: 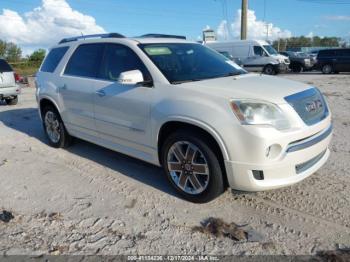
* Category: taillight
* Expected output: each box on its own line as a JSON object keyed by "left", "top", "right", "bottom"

{"left": 14, "top": 72, "right": 20, "bottom": 82}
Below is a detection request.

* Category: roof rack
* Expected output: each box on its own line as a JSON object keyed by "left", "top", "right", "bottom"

{"left": 140, "top": 34, "right": 186, "bottom": 40}
{"left": 58, "top": 33, "right": 125, "bottom": 44}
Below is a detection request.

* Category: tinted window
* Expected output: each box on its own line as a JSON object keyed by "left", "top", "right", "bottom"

{"left": 336, "top": 49, "right": 350, "bottom": 56}
{"left": 99, "top": 44, "right": 151, "bottom": 81}
{"left": 0, "top": 59, "right": 13, "bottom": 72}
{"left": 253, "top": 46, "right": 264, "bottom": 56}
{"left": 41, "top": 46, "right": 69, "bottom": 73}
{"left": 318, "top": 50, "right": 336, "bottom": 57}
{"left": 139, "top": 43, "right": 246, "bottom": 84}
{"left": 65, "top": 44, "right": 104, "bottom": 78}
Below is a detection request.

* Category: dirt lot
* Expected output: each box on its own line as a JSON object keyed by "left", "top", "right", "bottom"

{"left": 0, "top": 73, "right": 349, "bottom": 256}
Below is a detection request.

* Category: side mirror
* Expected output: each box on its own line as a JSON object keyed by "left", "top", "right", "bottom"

{"left": 118, "top": 70, "right": 144, "bottom": 85}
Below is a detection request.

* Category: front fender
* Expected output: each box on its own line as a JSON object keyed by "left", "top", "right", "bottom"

{"left": 154, "top": 114, "right": 232, "bottom": 161}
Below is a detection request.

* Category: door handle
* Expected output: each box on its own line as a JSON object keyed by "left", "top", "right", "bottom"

{"left": 96, "top": 90, "right": 106, "bottom": 97}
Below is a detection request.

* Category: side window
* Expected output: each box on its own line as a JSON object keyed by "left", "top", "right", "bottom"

{"left": 41, "top": 46, "right": 69, "bottom": 73}
{"left": 99, "top": 44, "right": 151, "bottom": 81}
{"left": 64, "top": 44, "right": 104, "bottom": 78}
{"left": 336, "top": 49, "right": 350, "bottom": 57}
{"left": 319, "top": 50, "right": 335, "bottom": 57}
{"left": 253, "top": 46, "right": 264, "bottom": 56}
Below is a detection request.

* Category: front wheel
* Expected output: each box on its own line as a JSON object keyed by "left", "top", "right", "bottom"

{"left": 161, "top": 131, "right": 224, "bottom": 203}
{"left": 263, "top": 64, "right": 276, "bottom": 75}
{"left": 42, "top": 106, "right": 71, "bottom": 148}
{"left": 292, "top": 64, "right": 303, "bottom": 73}
{"left": 5, "top": 96, "right": 18, "bottom": 105}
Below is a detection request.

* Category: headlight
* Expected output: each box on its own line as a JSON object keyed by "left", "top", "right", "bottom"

{"left": 230, "top": 100, "right": 290, "bottom": 130}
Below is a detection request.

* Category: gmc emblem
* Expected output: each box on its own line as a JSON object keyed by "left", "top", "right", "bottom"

{"left": 305, "top": 99, "right": 323, "bottom": 113}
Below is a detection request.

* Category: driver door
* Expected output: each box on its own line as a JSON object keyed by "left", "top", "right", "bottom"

{"left": 93, "top": 43, "right": 154, "bottom": 154}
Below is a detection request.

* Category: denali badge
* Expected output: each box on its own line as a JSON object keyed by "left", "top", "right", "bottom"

{"left": 305, "top": 99, "right": 323, "bottom": 113}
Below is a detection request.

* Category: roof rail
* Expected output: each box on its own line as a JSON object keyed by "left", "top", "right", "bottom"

{"left": 58, "top": 33, "right": 125, "bottom": 44}
{"left": 140, "top": 34, "right": 186, "bottom": 40}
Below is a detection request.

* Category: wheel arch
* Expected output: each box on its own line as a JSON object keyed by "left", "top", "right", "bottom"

{"left": 39, "top": 97, "right": 61, "bottom": 119}
{"left": 157, "top": 119, "right": 230, "bottom": 187}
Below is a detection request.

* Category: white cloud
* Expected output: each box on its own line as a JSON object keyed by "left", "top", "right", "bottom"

{"left": 325, "top": 15, "right": 350, "bottom": 21}
{"left": 203, "top": 25, "right": 211, "bottom": 31}
{"left": 0, "top": 0, "right": 105, "bottom": 55}
{"left": 306, "top": 32, "right": 314, "bottom": 38}
{"left": 216, "top": 9, "right": 292, "bottom": 41}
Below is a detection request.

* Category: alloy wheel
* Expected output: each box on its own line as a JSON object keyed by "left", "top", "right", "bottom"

{"left": 167, "top": 141, "right": 210, "bottom": 195}
{"left": 44, "top": 111, "right": 61, "bottom": 143}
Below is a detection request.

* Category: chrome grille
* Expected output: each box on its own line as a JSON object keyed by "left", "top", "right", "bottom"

{"left": 284, "top": 88, "right": 329, "bottom": 126}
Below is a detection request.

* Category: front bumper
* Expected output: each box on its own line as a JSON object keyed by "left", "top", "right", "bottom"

{"left": 274, "top": 63, "right": 289, "bottom": 73}
{"left": 225, "top": 123, "right": 332, "bottom": 191}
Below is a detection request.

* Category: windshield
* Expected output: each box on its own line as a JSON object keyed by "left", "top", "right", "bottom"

{"left": 139, "top": 43, "right": 246, "bottom": 84}
{"left": 263, "top": 45, "right": 278, "bottom": 55}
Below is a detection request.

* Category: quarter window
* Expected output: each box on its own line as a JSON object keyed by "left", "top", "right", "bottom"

{"left": 99, "top": 44, "right": 151, "bottom": 81}
{"left": 65, "top": 44, "right": 104, "bottom": 78}
{"left": 41, "top": 46, "right": 69, "bottom": 73}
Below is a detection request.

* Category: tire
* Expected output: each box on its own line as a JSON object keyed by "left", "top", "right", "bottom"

{"left": 322, "top": 64, "right": 333, "bottom": 74}
{"left": 263, "top": 64, "right": 276, "bottom": 75}
{"left": 292, "top": 64, "right": 303, "bottom": 73}
{"left": 42, "top": 105, "right": 71, "bottom": 148}
{"left": 5, "top": 96, "right": 18, "bottom": 105}
{"left": 161, "top": 130, "right": 224, "bottom": 203}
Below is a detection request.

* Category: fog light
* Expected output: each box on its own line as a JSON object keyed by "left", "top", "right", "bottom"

{"left": 252, "top": 170, "right": 264, "bottom": 180}
{"left": 266, "top": 144, "right": 282, "bottom": 159}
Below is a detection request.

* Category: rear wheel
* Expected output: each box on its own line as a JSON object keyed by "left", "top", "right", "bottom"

{"left": 161, "top": 130, "right": 224, "bottom": 203}
{"left": 42, "top": 105, "right": 71, "bottom": 148}
{"left": 263, "top": 64, "right": 276, "bottom": 75}
{"left": 322, "top": 64, "right": 333, "bottom": 74}
{"left": 5, "top": 96, "right": 18, "bottom": 105}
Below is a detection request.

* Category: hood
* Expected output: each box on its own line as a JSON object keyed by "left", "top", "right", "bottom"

{"left": 271, "top": 54, "right": 289, "bottom": 63}
{"left": 182, "top": 73, "right": 313, "bottom": 104}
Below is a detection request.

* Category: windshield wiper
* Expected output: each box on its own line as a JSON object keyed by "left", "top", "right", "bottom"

{"left": 171, "top": 79, "right": 202, "bottom": 84}
{"left": 171, "top": 72, "right": 242, "bottom": 84}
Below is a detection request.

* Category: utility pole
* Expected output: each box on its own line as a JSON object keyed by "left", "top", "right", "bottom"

{"left": 241, "top": 0, "right": 248, "bottom": 40}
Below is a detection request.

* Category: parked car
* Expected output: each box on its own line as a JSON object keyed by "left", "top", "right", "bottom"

{"left": 36, "top": 33, "right": 332, "bottom": 203}
{"left": 306, "top": 50, "right": 319, "bottom": 65}
{"left": 0, "top": 59, "right": 20, "bottom": 105}
{"left": 218, "top": 51, "right": 244, "bottom": 67}
{"left": 316, "top": 48, "right": 350, "bottom": 74}
{"left": 205, "top": 40, "right": 290, "bottom": 75}
{"left": 279, "top": 51, "right": 314, "bottom": 72}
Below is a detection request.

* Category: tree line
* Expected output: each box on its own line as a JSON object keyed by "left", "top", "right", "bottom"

{"left": 272, "top": 36, "right": 347, "bottom": 51}
{"left": 0, "top": 40, "right": 46, "bottom": 65}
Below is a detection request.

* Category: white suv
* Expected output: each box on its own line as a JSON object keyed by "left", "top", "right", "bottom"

{"left": 0, "top": 59, "right": 20, "bottom": 105}
{"left": 36, "top": 33, "right": 332, "bottom": 203}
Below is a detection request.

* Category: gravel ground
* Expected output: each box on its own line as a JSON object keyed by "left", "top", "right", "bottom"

{"left": 0, "top": 73, "right": 349, "bottom": 256}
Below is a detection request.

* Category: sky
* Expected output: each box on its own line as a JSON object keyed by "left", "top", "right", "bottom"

{"left": 0, "top": 0, "right": 350, "bottom": 55}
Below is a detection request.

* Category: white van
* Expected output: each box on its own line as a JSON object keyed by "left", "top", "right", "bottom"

{"left": 205, "top": 40, "right": 290, "bottom": 75}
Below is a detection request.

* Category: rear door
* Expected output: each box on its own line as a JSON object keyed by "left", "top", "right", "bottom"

{"left": 0, "top": 59, "right": 15, "bottom": 88}
{"left": 60, "top": 43, "right": 104, "bottom": 135}
{"left": 335, "top": 49, "right": 350, "bottom": 72}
